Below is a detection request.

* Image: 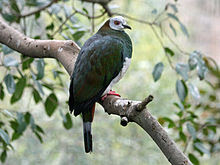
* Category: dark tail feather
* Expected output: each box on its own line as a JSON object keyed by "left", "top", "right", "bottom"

{"left": 83, "top": 122, "right": 92, "bottom": 153}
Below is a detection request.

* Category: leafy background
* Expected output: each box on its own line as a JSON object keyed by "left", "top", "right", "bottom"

{"left": 0, "top": 0, "right": 219, "bottom": 164}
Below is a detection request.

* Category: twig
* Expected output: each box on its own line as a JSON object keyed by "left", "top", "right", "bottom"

{"left": 163, "top": 30, "right": 190, "bottom": 56}
{"left": 183, "top": 123, "right": 218, "bottom": 153}
{"left": 22, "top": 18, "right": 27, "bottom": 35}
{"left": 51, "top": 11, "right": 77, "bottom": 38}
{"left": 81, "top": 0, "right": 112, "bottom": 16}
{"left": 111, "top": 12, "right": 153, "bottom": 25}
{"left": 120, "top": 95, "right": 154, "bottom": 126}
{"left": 73, "top": 8, "right": 106, "bottom": 19}
{"left": 153, "top": 8, "right": 166, "bottom": 23}
{"left": 150, "top": 25, "right": 175, "bottom": 69}
{"left": 101, "top": 3, "right": 112, "bottom": 16}
{"left": 18, "top": 0, "right": 58, "bottom": 18}
{"left": 136, "top": 95, "right": 154, "bottom": 111}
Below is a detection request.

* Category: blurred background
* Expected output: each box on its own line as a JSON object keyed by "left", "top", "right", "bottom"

{"left": 0, "top": 0, "right": 219, "bottom": 164}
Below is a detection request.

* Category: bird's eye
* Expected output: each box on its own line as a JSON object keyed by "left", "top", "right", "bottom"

{"left": 114, "top": 21, "right": 120, "bottom": 25}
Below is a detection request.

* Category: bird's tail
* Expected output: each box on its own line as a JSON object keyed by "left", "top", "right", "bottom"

{"left": 82, "top": 104, "right": 95, "bottom": 153}
{"left": 83, "top": 121, "right": 92, "bottom": 153}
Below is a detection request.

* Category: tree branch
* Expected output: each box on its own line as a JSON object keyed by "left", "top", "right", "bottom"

{"left": 18, "top": 0, "right": 58, "bottom": 18}
{"left": 100, "top": 95, "right": 192, "bottom": 165}
{"left": 0, "top": 18, "right": 80, "bottom": 75}
{"left": 0, "top": 18, "right": 192, "bottom": 165}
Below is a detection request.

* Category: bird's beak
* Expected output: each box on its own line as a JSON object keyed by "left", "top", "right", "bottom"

{"left": 123, "top": 24, "right": 132, "bottom": 30}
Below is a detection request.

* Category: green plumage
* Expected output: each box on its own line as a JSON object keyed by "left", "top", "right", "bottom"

{"left": 69, "top": 24, "right": 132, "bottom": 116}
{"left": 68, "top": 18, "right": 132, "bottom": 153}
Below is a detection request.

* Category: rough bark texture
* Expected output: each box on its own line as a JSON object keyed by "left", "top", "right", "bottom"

{"left": 0, "top": 18, "right": 80, "bottom": 75}
{"left": 0, "top": 18, "right": 192, "bottom": 165}
{"left": 101, "top": 96, "right": 192, "bottom": 165}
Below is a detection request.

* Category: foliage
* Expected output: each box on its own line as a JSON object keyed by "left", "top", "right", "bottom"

{"left": 158, "top": 58, "right": 220, "bottom": 164}
{"left": 0, "top": 0, "right": 219, "bottom": 164}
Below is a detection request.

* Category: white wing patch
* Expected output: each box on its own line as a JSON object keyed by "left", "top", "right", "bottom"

{"left": 102, "top": 57, "right": 131, "bottom": 96}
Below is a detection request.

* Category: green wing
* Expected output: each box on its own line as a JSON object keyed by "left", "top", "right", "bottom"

{"left": 69, "top": 35, "right": 124, "bottom": 116}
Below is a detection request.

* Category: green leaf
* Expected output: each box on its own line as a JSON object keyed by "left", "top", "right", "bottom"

{"left": 188, "top": 153, "right": 199, "bottom": 165}
{"left": 36, "top": 125, "right": 44, "bottom": 134}
{"left": 2, "top": 13, "right": 16, "bottom": 22}
{"left": 179, "top": 22, "right": 189, "bottom": 37}
{"left": 63, "top": 113, "right": 73, "bottom": 129}
{"left": 188, "top": 53, "right": 198, "bottom": 70}
{"left": 175, "top": 63, "right": 189, "bottom": 81}
{"left": 36, "top": 59, "right": 45, "bottom": 80}
{"left": 169, "top": 23, "right": 177, "bottom": 36}
{"left": 196, "top": 53, "right": 207, "bottom": 80}
{"left": 176, "top": 80, "right": 188, "bottom": 102}
{"left": 152, "top": 62, "right": 164, "bottom": 82}
{"left": 52, "top": 70, "right": 64, "bottom": 79}
{"left": 202, "top": 128, "right": 208, "bottom": 136}
{"left": 83, "top": 7, "right": 89, "bottom": 15}
{"left": 35, "top": 131, "right": 43, "bottom": 143}
{"left": 10, "top": 120, "right": 18, "bottom": 131}
{"left": 207, "top": 125, "right": 217, "bottom": 133}
{"left": 0, "top": 150, "right": 7, "bottom": 163}
{"left": 158, "top": 117, "right": 175, "bottom": 128}
{"left": 24, "top": 112, "right": 31, "bottom": 124}
{"left": 179, "top": 131, "right": 186, "bottom": 142}
{"left": 167, "top": 13, "right": 179, "bottom": 21}
{"left": 167, "top": 13, "right": 189, "bottom": 37}
{"left": 0, "top": 128, "right": 10, "bottom": 144}
{"left": 10, "top": 0, "right": 20, "bottom": 14}
{"left": 194, "top": 142, "right": 209, "bottom": 154}
{"left": 22, "top": 57, "right": 34, "bottom": 70}
{"left": 44, "top": 93, "right": 58, "bottom": 117}
{"left": 173, "top": 102, "right": 184, "bottom": 110}
{"left": 17, "top": 113, "right": 27, "bottom": 134}
{"left": 35, "top": 12, "right": 40, "bottom": 19}
{"left": 151, "top": 9, "right": 157, "bottom": 14}
{"left": 72, "top": 31, "right": 85, "bottom": 41}
{"left": 32, "top": 89, "right": 42, "bottom": 103}
{"left": 3, "top": 56, "right": 18, "bottom": 67}
{"left": 34, "top": 35, "right": 41, "bottom": 39}
{"left": 188, "top": 83, "right": 200, "bottom": 100}
{"left": 0, "top": 83, "right": 5, "bottom": 100}
{"left": 4, "top": 74, "right": 16, "bottom": 94}
{"left": 187, "top": 123, "right": 197, "bottom": 139}
{"left": 10, "top": 76, "right": 26, "bottom": 104}
{"left": 11, "top": 132, "right": 21, "bottom": 141}
{"left": 42, "top": 83, "right": 54, "bottom": 91}
{"left": 32, "top": 73, "right": 44, "bottom": 95}
{"left": 2, "top": 45, "right": 13, "bottom": 55}
{"left": 164, "top": 47, "right": 175, "bottom": 56}
{"left": 29, "top": 116, "right": 36, "bottom": 131}
{"left": 167, "top": 3, "right": 178, "bottom": 13}
{"left": 46, "top": 22, "right": 54, "bottom": 31}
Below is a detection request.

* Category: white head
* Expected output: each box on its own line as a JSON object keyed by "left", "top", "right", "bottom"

{"left": 109, "top": 16, "right": 131, "bottom": 31}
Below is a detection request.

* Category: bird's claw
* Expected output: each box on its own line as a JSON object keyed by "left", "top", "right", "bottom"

{"left": 101, "top": 90, "right": 121, "bottom": 101}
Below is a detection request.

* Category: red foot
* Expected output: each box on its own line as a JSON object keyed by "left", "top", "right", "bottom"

{"left": 101, "top": 90, "right": 121, "bottom": 101}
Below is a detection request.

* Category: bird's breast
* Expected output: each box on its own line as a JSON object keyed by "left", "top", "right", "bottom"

{"left": 102, "top": 57, "right": 131, "bottom": 96}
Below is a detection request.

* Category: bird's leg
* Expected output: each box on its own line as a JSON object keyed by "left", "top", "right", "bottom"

{"left": 101, "top": 90, "right": 121, "bottom": 101}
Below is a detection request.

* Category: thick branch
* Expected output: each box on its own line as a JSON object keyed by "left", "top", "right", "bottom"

{"left": 0, "top": 18, "right": 80, "bottom": 75}
{"left": 0, "top": 18, "right": 192, "bottom": 165}
{"left": 100, "top": 96, "right": 192, "bottom": 165}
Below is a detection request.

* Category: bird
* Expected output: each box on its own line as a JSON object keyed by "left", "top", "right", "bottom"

{"left": 68, "top": 16, "right": 132, "bottom": 153}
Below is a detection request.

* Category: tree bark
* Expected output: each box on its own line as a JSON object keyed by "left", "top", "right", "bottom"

{"left": 0, "top": 18, "right": 192, "bottom": 165}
